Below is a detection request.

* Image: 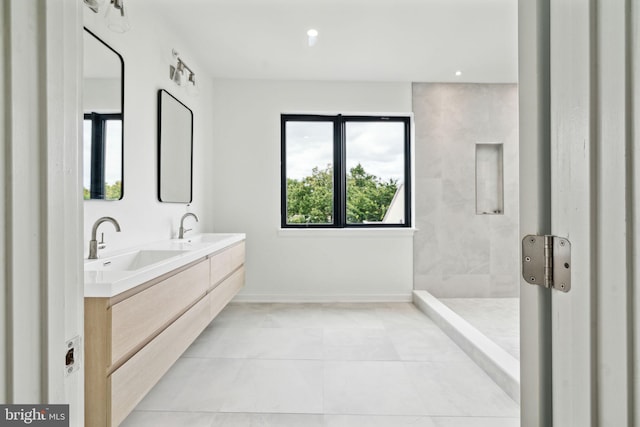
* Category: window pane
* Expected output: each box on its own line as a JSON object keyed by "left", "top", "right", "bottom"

{"left": 104, "top": 119, "right": 123, "bottom": 200}
{"left": 345, "top": 121, "right": 405, "bottom": 224}
{"left": 285, "top": 121, "right": 334, "bottom": 224}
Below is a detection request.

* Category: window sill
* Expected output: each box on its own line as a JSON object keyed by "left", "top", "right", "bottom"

{"left": 277, "top": 227, "right": 417, "bottom": 238}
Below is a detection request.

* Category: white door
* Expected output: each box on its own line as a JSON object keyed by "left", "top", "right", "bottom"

{"left": 519, "top": 0, "right": 639, "bottom": 426}
{"left": 1, "top": 1, "right": 84, "bottom": 422}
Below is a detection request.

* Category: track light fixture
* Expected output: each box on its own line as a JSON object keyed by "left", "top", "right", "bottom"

{"left": 83, "top": 0, "right": 130, "bottom": 33}
{"left": 169, "top": 49, "right": 197, "bottom": 94}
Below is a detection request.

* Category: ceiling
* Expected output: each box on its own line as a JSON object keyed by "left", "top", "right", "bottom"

{"left": 148, "top": 0, "right": 518, "bottom": 83}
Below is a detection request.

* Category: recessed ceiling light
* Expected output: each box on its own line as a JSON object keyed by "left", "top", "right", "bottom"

{"left": 455, "top": 70, "right": 462, "bottom": 76}
{"left": 307, "top": 29, "right": 319, "bottom": 47}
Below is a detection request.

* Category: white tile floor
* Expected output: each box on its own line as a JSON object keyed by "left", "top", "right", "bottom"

{"left": 440, "top": 299, "right": 520, "bottom": 360}
{"left": 121, "top": 303, "right": 519, "bottom": 427}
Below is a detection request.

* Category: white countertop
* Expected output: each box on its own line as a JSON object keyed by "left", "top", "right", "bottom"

{"left": 84, "top": 233, "right": 245, "bottom": 298}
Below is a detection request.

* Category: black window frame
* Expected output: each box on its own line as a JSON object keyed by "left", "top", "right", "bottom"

{"left": 83, "top": 112, "right": 124, "bottom": 200}
{"left": 281, "top": 114, "right": 411, "bottom": 229}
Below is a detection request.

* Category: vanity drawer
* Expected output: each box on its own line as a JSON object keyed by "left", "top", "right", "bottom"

{"left": 209, "top": 241, "right": 245, "bottom": 289}
{"left": 210, "top": 266, "right": 245, "bottom": 320}
{"left": 229, "top": 241, "right": 245, "bottom": 270}
{"left": 110, "top": 259, "right": 209, "bottom": 364}
{"left": 109, "top": 293, "right": 211, "bottom": 427}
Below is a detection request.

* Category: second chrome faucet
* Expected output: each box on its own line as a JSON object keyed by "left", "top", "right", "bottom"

{"left": 179, "top": 212, "right": 199, "bottom": 239}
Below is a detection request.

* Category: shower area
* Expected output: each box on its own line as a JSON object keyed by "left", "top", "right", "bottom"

{"left": 412, "top": 82, "right": 520, "bottom": 403}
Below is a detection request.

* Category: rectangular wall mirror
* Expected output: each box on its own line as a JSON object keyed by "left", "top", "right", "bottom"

{"left": 83, "top": 28, "right": 124, "bottom": 200}
{"left": 158, "top": 89, "right": 193, "bottom": 203}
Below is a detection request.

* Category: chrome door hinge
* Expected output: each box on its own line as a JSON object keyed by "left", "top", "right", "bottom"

{"left": 522, "top": 235, "right": 571, "bottom": 292}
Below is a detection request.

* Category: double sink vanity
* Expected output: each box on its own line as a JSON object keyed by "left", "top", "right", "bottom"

{"left": 84, "top": 232, "right": 246, "bottom": 427}
{"left": 83, "top": 23, "right": 231, "bottom": 426}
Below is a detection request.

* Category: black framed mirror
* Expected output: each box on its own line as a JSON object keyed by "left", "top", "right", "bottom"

{"left": 82, "top": 28, "right": 124, "bottom": 200}
{"left": 157, "top": 89, "right": 193, "bottom": 203}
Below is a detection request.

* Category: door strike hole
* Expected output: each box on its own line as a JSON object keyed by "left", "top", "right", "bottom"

{"left": 564, "top": 262, "right": 570, "bottom": 269}
{"left": 65, "top": 348, "right": 74, "bottom": 367}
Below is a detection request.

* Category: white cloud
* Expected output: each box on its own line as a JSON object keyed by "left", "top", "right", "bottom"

{"left": 285, "top": 120, "right": 405, "bottom": 184}
{"left": 286, "top": 121, "right": 333, "bottom": 180}
{"left": 346, "top": 122, "right": 405, "bottom": 183}
{"left": 105, "top": 120, "right": 122, "bottom": 184}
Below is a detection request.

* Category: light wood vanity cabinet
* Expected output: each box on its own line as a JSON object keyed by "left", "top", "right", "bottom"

{"left": 85, "top": 241, "right": 245, "bottom": 427}
{"left": 110, "top": 260, "right": 209, "bottom": 365}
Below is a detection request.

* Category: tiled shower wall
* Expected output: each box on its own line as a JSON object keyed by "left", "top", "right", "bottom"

{"left": 412, "top": 83, "right": 519, "bottom": 297}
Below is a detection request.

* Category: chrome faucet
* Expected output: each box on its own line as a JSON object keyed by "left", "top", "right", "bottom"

{"left": 89, "top": 216, "right": 121, "bottom": 259}
{"left": 179, "top": 212, "right": 199, "bottom": 239}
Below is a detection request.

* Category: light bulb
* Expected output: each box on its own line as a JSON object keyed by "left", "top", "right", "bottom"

{"left": 83, "top": 0, "right": 105, "bottom": 13}
{"left": 173, "top": 68, "right": 185, "bottom": 86}
{"left": 106, "top": 0, "right": 131, "bottom": 33}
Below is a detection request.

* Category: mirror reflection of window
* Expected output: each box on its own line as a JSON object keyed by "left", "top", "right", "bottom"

{"left": 83, "top": 28, "right": 124, "bottom": 200}
{"left": 83, "top": 114, "right": 123, "bottom": 200}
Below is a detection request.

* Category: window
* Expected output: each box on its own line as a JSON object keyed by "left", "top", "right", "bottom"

{"left": 83, "top": 113, "right": 123, "bottom": 200}
{"left": 281, "top": 114, "right": 411, "bottom": 228}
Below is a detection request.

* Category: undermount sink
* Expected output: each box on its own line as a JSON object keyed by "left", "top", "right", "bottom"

{"left": 85, "top": 249, "right": 188, "bottom": 271}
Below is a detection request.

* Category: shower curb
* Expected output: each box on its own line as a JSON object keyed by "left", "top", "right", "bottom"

{"left": 413, "top": 290, "right": 520, "bottom": 403}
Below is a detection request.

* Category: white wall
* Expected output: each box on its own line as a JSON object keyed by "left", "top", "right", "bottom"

{"left": 83, "top": 78, "right": 120, "bottom": 112}
{"left": 210, "top": 79, "right": 414, "bottom": 301}
{"left": 82, "top": 4, "right": 213, "bottom": 256}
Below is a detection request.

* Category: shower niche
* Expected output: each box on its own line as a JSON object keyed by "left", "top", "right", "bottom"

{"left": 475, "top": 143, "right": 504, "bottom": 215}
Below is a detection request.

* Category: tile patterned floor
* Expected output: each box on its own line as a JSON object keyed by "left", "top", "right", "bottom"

{"left": 121, "top": 303, "right": 519, "bottom": 427}
{"left": 439, "top": 298, "right": 520, "bottom": 360}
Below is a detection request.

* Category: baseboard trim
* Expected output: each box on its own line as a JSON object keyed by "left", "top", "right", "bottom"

{"left": 232, "top": 293, "right": 413, "bottom": 303}
{"left": 413, "top": 290, "right": 520, "bottom": 403}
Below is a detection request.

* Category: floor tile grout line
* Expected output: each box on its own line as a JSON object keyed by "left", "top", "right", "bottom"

{"left": 130, "top": 408, "right": 520, "bottom": 420}
{"left": 130, "top": 410, "right": 517, "bottom": 418}
{"left": 178, "top": 355, "right": 485, "bottom": 365}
